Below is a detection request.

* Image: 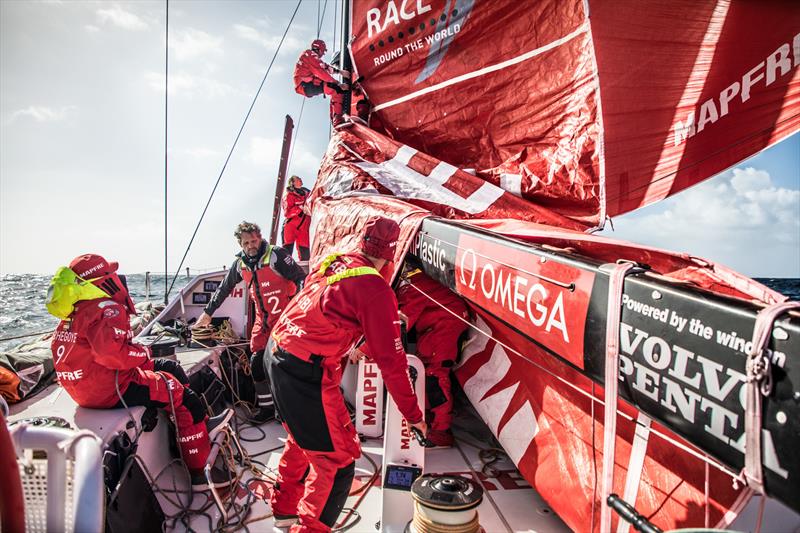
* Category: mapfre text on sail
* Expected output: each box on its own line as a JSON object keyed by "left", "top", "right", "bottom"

{"left": 674, "top": 33, "right": 800, "bottom": 145}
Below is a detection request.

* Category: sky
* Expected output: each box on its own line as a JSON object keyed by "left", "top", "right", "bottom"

{"left": 1, "top": 0, "right": 798, "bottom": 279}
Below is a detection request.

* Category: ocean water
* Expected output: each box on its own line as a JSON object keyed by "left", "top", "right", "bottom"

{"left": 0, "top": 274, "right": 797, "bottom": 353}
{"left": 0, "top": 273, "right": 189, "bottom": 352}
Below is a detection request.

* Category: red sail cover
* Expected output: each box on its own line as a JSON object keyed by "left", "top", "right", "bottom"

{"left": 311, "top": 122, "right": 589, "bottom": 230}
{"left": 350, "top": 0, "right": 800, "bottom": 225}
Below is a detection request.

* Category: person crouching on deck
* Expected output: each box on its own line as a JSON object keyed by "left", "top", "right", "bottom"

{"left": 395, "top": 266, "right": 470, "bottom": 447}
{"left": 266, "top": 216, "right": 427, "bottom": 532}
{"left": 293, "top": 39, "right": 349, "bottom": 125}
{"left": 282, "top": 176, "right": 311, "bottom": 262}
{"left": 352, "top": 262, "right": 469, "bottom": 448}
{"left": 194, "top": 221, "right": 306, "bottom": 423}
{"left": 47, "top": 254, "right": 234, "bottom": 489}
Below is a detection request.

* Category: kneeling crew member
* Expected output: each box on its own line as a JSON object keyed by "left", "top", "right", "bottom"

{"left": 396, "top": 267, "right": 469, "bottom": 447}
{"left": 50, "top": 254, "right": 232, "bottom": 489}
{"left": 195, "top": 221, "right": 305, "bottom": 422}
{"left": 268, "top": 216, "right": 426, "bottom": 532}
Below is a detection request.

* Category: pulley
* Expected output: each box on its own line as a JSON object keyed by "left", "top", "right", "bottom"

{"left": 408, "top": 475, "right": 484, "bottom": 533}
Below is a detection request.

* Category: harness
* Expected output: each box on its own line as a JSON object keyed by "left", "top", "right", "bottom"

{"left": 318, "top": 253, "right": 381, "bottom": 286}
{"left": 240, "top": 245, "right": 275, "bottom": 331}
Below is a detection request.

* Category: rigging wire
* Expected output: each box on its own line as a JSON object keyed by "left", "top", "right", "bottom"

{"left": 317, "top": 0, "right": 329, "bottom": 38}
{"left": 286, "top": 97, "right": 306, "bottom": 175}
{"left": 403, "top": 276, "right": 748, "bottom": 484}
{"left": 166, "top": 0, "right": 303, "bottom": 300}
{"left": 288, "top": 0, "right": 330, "bottom": 174}
{"left": 164, "top": 0, "right": 169, "bottom": 305}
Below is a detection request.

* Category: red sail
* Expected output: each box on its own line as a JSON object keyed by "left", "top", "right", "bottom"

{"left": 350, "top": 0, "right": 800, "bottom": 224}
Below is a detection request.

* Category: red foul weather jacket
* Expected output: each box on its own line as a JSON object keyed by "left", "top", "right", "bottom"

{"left": 205, "top": 242, "right": 305, "bottom": 352}
{"left": 51, "top": 298, "right": 152, "bottom": 408}
{"left": 293, "top": 49, "right": 337, "bottom": 87}
{"left": 282, "top": 187, "right": 310, "bottom": 220}
{"left": 272, "top": 253, "right": 423, "bottom": 424}
{"left": 397, "top": 270, "right": 469, "bottom": 340}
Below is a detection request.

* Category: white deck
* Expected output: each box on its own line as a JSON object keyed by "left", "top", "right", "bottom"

{"left": 9, "top": 346, "right": 569, "bottom": 533}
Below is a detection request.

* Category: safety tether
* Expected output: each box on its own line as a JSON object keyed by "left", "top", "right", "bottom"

{"left": 742, "top": 301, "right": 800, "bottom": 494}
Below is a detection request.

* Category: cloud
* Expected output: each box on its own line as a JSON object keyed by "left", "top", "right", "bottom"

{"left": 608, "top": 167, "right": 800, "bottom": 275}
{"left": 248, "top": 137, "right": 283, "bottom": 168}
{"left": 249, "top": 136, "right": 321, "bottom": 179}
{"left": 233, "top": 24, "right": 305, "bottom": 54}
{"left": 8, "top": 105, "right": 77, "bottom": 123}
{"left": 144, "top": 71, "right": 236, "bottom": 99}
{"left": 96, "top": 5, "right": 149, "bottom": 31}
{"left": 181, "top": 147, "right": 222, "bottom": 158}
{"left": 170, "top": 28, "right": 223, "bottom": 61}
{"left": 84, "top": 24, "right": 100, "bottom": 33}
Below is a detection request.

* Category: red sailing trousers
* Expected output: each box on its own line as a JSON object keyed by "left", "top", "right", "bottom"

{"left": 297, "top": 81, "right": 345, "bottom": 123}
{"left": 122, "top": 363, "right": 210, "bottom": 471}
{"left": 268, "top": 347, "right": 358, "bottom": 532}
{"left": 283, "top": 214, "right": 311, "bottom": 248}
{"left": 416, "top": 319, "right": 466, "bottom": 432}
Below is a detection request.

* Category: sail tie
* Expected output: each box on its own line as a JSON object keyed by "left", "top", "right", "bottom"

{"left": 600, "top": 261, "right": 638, "bottom": 533}
{"left": 742, "top": 301, "right": 800, "bottom": 495}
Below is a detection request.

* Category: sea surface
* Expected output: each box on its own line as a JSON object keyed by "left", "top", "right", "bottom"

{"left": 0, "top": 274, "right": 798, "bottom": 353}
{"left": 0, "top": 273, "right": 189, "bottom": 352}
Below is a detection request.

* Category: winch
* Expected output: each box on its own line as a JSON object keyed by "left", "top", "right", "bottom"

{"left": 408, "top": 475, "right": 483, "bottom": 533}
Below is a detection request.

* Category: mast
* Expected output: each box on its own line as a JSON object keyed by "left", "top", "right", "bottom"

{"left": 339, "top": 0, "right": 352, "bottom": 114}
{"left": 269, "top": 115, "right": 294, "bottom": 246}
{"left": 163, "top": 0, "right": 169, "bottom": 304}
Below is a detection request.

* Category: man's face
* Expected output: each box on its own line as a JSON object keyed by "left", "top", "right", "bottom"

{"left": 239, "top": 231, "right": 262, "bottom": 257}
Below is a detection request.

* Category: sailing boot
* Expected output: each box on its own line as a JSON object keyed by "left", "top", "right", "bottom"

{"left": 251, "top": 380, "right": 275, "bottom": 423}
{"left": 206, "top": 408, "right": 234, "bottom": 441}
{"left": 177, "top": 419, "right": 234, "bottom": 490}
{"left": 272, "top": 514, "right": 299, "bottom": 528}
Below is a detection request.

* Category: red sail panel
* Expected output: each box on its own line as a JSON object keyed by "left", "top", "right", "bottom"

{"left": 350, "top": 0, "right": 800, "bottom": 223}
{"left": 592, "top": 1, "right": 800, "bottom": 216}
{"left": 310, "top": 123, "right": 589, "bottom": 230}
{"left": 350, "top": 0, "right": 602, "bottom": 225}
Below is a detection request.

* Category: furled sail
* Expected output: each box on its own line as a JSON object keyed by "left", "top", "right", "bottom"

{"left": 349, "top": 0, "right": 800, "bottom": 226}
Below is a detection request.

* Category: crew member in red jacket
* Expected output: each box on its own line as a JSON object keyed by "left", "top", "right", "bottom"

{"left": 395, "top": 267, "right": 470, "bottom": 447}
{"left": 282, "top": 176, "right": 311, "bottom": 262}
{"left": 194, "top": 221, "right": 305, "bottom": 422}
{"left": 267, "top": 216, "right": 426, "bottom": 532}
{"left": 293, "top": 39, "right": 348, "bottom": 125}
{"left": 50, "top": 254, "right": 233, "bottom": 489}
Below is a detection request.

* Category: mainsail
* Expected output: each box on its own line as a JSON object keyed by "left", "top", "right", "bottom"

{"left": 348, "top": 0, "right": 800, "bottom": 226}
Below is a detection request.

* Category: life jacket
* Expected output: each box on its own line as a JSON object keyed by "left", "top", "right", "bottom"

{"left": 240, "top": 244, "right": 298, "bottom": 350}
{"left": 271, "top": 253, "right": 380, "bottom": 361}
